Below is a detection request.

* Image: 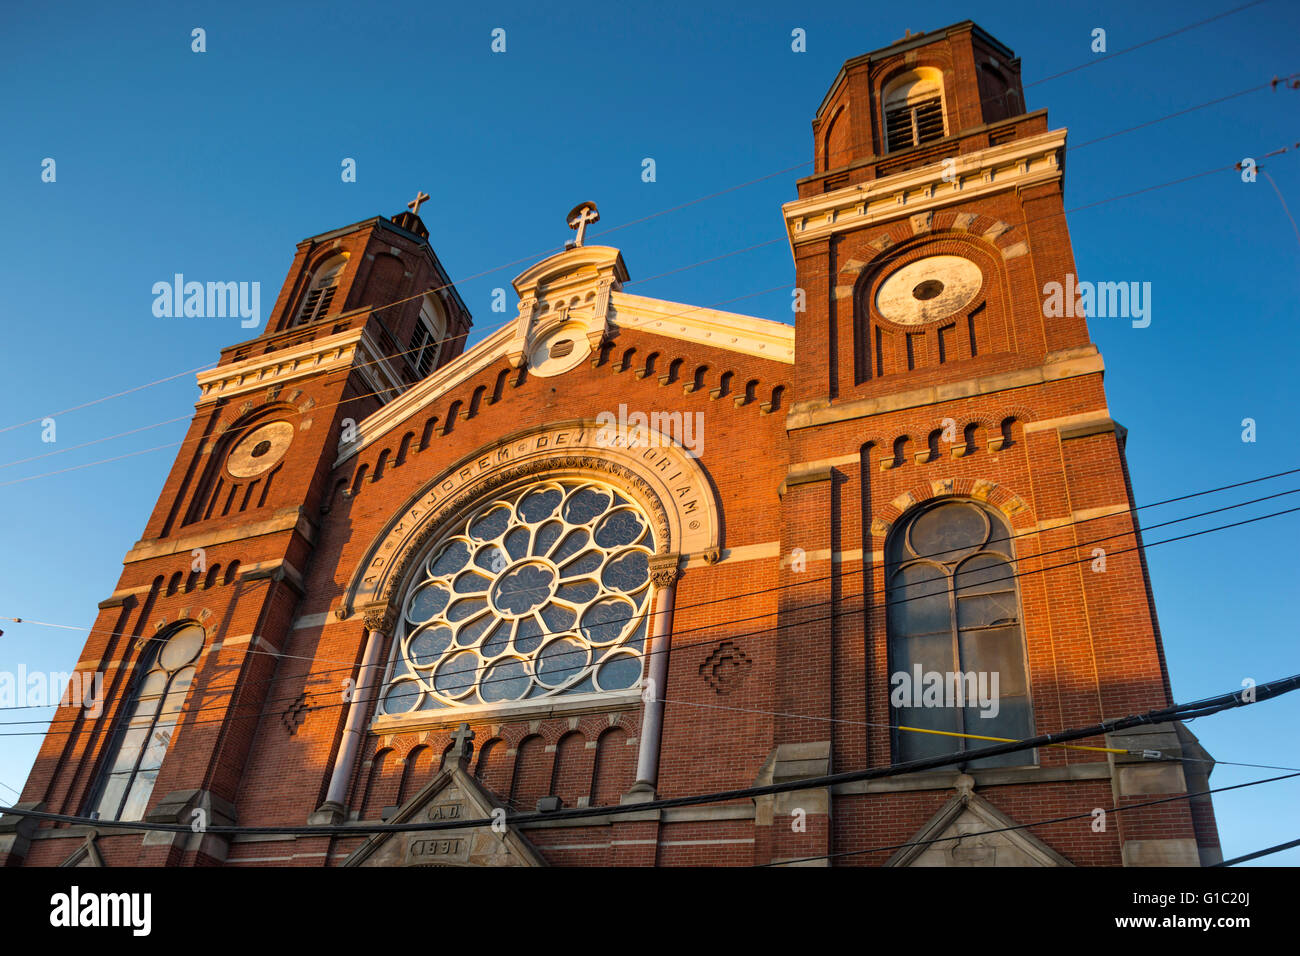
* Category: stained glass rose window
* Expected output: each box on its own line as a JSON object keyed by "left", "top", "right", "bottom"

{"left": 378, "top": 480, "right": 655, "bottom": 715}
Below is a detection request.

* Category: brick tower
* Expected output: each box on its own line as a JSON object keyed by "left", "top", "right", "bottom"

{"left": 770, "top": 21, "right": 1219, "bottom": 865}
{"left": 1, "top": 204, "right": 472, "bottom": 865}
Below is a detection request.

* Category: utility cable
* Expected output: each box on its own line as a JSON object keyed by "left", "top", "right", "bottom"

{"left": 0, "top": 667, "right": 1295, "bottom": 835}
{"left": 1, "top": 479, "right": 1294, "bottom": 733}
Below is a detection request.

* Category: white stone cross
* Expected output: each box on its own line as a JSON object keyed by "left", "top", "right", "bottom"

{"left": 448, "top": 722, "right": 475, "bottom": 762}
{"left": 407, "top": 190, "right": 431, "bottom": 216}
{"left": 566, "top": 201, "right": 600, "bottom": 248}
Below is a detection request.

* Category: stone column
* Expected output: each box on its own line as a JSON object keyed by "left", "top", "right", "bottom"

{"left": 311, "top": 605, "right": 392, "bottom": 825}
{"left": 629, "top": 554, "right": 681, "bottom": 797}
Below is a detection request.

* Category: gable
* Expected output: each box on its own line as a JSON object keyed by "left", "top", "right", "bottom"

{"left": 336, "top": 243, "right": 793, "bottom": 465}
{"left": 886, "top": 785, "right": 1072, "bottom": 867}
{"left": 345, "top": 761, "right": 546, "bottom": 867}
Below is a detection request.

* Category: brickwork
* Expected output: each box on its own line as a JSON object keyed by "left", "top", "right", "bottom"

{"left": 3, "top": 21, "right": 1219, "bottom": 868}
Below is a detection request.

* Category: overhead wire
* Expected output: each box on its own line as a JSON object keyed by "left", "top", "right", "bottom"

{"left": 0, "top": 491, "right": 1296, "bottom": 738}
{"left": 4, "top": 134, "right": 1294, "bottom": 492}
{"left": 1, "top": 667, "right": 1296, "bottom": 836}
{"left": 766, "top": 770, "right": 1300, "bottom": 866}
{"left": 3, "top": 463, "right": 1295, "bottom": 707}
{"left": 0, "top": 70, "right": 1288, "bottom": 458}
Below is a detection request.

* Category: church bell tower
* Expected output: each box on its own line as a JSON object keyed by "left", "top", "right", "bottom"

{"left": 3, "top": 198, "right": 473, "bottom": 865}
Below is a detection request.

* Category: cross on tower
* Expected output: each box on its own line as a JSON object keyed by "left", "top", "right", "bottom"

{"left": 407, "top": 190, "right": 431, "bottom": 216}
{"left": 565, "top": 201, "right": 600, "bottom": 249}
{"left": 448, "top": 722, "right": 475, "bottom": 764}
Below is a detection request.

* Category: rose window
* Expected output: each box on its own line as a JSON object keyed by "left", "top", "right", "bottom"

{"left": 379, "top": 479, "right": 656, "bottom": 715}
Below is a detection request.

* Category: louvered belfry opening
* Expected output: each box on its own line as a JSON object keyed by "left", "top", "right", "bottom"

{"left": 297, "top": 283, "right": 337, "bottom": 324}
{"left": 296, "top": 253, "right": 348, "bottom": 326}
{"left": 885, "top": 95, "right": 945, "bottom": 151}
{"left": 411, "top": 321, "right": 441, "bottom": 377}
{"left": 882, "top": 68, "right": 947, "bottom": 153}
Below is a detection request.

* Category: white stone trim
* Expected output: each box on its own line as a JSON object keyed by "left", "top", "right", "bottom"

{"left": 195, "top": 327, "right": 400, "bottom": 405}
{"left": 1024, "top": 409, "right": 1113, "bottom": 433}
{"left": 370, "top": 689, "right": 643, "bottom": 733}
{"left": 1035, "top": 505, "right": 1131, "bottom": 532}
{"left": 335, "top": 323, "right": 517, "bottom": 465}
{"left": 337, "top": 293, "right": 792, "bottom": 464}
{"left": 292, "top": 612, "right": 333, "bottom": 631}
{"left": 609, "top": 291, "right": 794, "bottom": 363}
{"left": 782, "top": 128, "right": 1068, "bottom": 248}
{"left": 682, "top": 541, "right": 780, "bottom": 568}
{"left": 786, "top": 347, "right": 1104, "bottom": 430}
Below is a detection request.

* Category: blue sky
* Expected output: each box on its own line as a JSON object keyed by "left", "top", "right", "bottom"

{"left": 1, "top": 0, "right": 1297, "bottom": 863}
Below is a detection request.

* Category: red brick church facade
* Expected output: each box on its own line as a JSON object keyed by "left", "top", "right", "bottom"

{"left": 2, "top": 22, "right": 1221, "bottom": 867}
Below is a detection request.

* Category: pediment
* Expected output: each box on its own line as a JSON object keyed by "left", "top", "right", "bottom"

{"left": 59, "top": 833, "right": 105, "bottom": 867}
{"left": 344, "top": 760, "right": 546, "bottom": 867}
{"left": 886, "top": 785, "right": 1072, "bottom": 867}
{"left": 335, "top": 253, "right": 792, "bottom": 464}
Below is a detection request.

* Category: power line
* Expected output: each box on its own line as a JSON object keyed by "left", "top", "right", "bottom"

{"left": 1024, "top": 0, "right": 1274, "bottom": 88}
{"left": 1213, "top": 836, "right": 1300, "bottom": 866}
{"left": 1, "top": 74, "right": 1285, "bottom": 456}
{"left": 14, "top": 452, "right": 1296, "bottom": 704}
{"left": 1260, "top": 168, "right": 1300, "bottom": 247}
{"left": 766, "top": 770, "right": 1300, "bottom": 866}
{"left": 2, "top": 668, "right": 1296, "bottom": 836}
{"left": 0, "top": 415, "right": 193, "bottom": 472}
{"left": 2, "top": 476, "right": 1295, "bottom": 733}
{"left": 1, "top": 126, "right": 1289, "bottom": 492}
{"left": 0, "top": 363, "right": 218, "bottom": 436}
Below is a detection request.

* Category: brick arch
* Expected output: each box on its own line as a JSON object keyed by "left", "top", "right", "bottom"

{"left": 869, "top": 478, "right": 1033, "bottom": 540}
{"left": 591, "top": 726, "right": 633, "bottom": 806}
{"left": 846, "top": 228, "right": 1009, "bottom": 309}
{"left": 399, "top": 744, "right": 436, "bottom": 802}
{"left": 498, "top": 722, "right": 533, "bottom": 751}
{"left": 550, "top": 730, "right": 591, "bottom": 808}
{"left": 821, "top": 102, "right": 850, "bottom": 171}
{"left": 360, "top": 748, "right": 397, "bottom": 820}
{"left": 474, "top": 737, "right": 511, "bottom": 797}
{"left": 383, "top": 733, "right": 419, "bottom": 756}
{"left": 510, "top": 734, "right": 550, "bottom": 811}
{"left": 988, "top": 405, "right": 1039, "bottom": 429}
{"left": 844, "top": 229, "right": 1020, "bottom": 382}
{"left": 341, "top": 420, "right": 721, "bottom": 620}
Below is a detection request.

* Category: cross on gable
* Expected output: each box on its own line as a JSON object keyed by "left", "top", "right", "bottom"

{"left": 447, "top": 722, "right": 475, "bottom": 763}
{"left": 407, "top": 190, "right": 431, "bottom": 216}
{"left": 565, "top": 201, "right": 600, "bottom": 249}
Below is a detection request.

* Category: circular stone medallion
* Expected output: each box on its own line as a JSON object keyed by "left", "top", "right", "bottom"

{"left": 875, "top": 255, "right": 984, "bottom": 326}
{"left": 226, "top": 421, "right": 295, "bottom": 477}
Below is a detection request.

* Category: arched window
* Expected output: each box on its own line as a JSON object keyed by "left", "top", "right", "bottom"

{"left": 296, "top": 253, "right": 348, "bottom": 325}
{"left": 89, "top": 623, "right": 204, "bottom": 821}
{"left": 378, "top": 479, "right": 655, "bottom": 717}
{"left": 886, "top": 499, "right": 1032, "bottom": 768}
{"left": 411, "top": 294, "right": 446, "bottom": 377}
{"left": 883, "top": 68, "right": 947, "bottom": 152}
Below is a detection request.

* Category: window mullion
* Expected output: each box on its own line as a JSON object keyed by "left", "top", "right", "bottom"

{"left": 946, "top": 569, "right": 966, "bottom": 753}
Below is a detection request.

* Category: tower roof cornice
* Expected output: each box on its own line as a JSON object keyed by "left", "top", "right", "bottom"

{"left": 813, "top": 20, "right": 1016, "bottom": 122}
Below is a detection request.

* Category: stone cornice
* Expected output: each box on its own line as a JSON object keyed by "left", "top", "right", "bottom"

{"left": 195, "top": 326, "right": 402, "bottom": 405}
{"left": 782, "top": 128, "right": 1067, "bottom": 249}
{"left": 335, "top": 291, "right": 790, "bottom": 465}
{"left": 785, "top": 346, "right": 1103, "bottom": 430}
{"left": 335, "top": 322, "right": 517, "bottom": 465}
{"left": 123, "top": 507, "right": 315, "bottom": 564}
{"left": 609, "top": 292, "right": 795, "bottom": 364}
